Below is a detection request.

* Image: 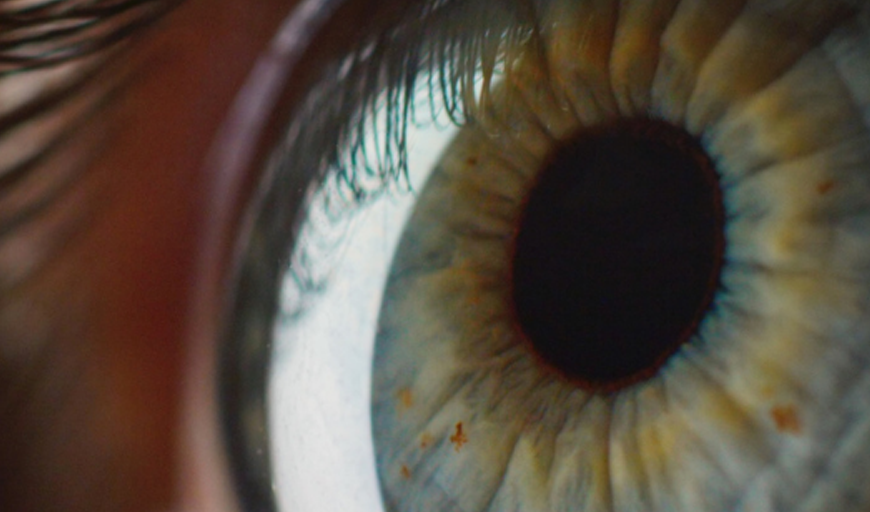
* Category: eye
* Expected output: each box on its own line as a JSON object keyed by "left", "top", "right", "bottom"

{"left": 246, "top": 1, "right": 870, "bottom": 512}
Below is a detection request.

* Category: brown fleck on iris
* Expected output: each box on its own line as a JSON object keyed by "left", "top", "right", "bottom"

{"left": 771, "top": 404, "right": 802, "bottom": 435}
{"left": 397, "top": 388, "right": 414, "bottom": 411}
{"left": 449, "top": 422, "right": 468, "bottom": 452}
{"left": 816, "top": 180, "right": 835, "bottom": 195}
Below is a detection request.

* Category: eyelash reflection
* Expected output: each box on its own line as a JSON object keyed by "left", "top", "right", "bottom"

{"left": 269, "top": 1, "right": 870, "bottom": 512}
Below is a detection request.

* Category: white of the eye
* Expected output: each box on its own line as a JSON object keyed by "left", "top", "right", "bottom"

{"left": 268, "top": 82, "right": 458, "bottom": 512}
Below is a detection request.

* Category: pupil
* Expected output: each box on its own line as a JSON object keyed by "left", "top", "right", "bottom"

{"left": 511, "top": 119, "right": 725, "bottom": 392}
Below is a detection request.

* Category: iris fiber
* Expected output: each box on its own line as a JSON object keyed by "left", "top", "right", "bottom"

{"left": 512, "top": 119, "right": 724, "bottom": 391}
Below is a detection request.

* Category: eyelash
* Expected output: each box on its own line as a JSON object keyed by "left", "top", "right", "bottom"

{"left": 274, "top": 0, "right": 548, "bottom": 205}
{"left": 265, "top": 0, "right": 564, "bottom": 320}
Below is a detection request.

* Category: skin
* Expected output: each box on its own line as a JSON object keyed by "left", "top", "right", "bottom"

{"left": 0, "top": 0, "right": 304, "bottom": 510}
